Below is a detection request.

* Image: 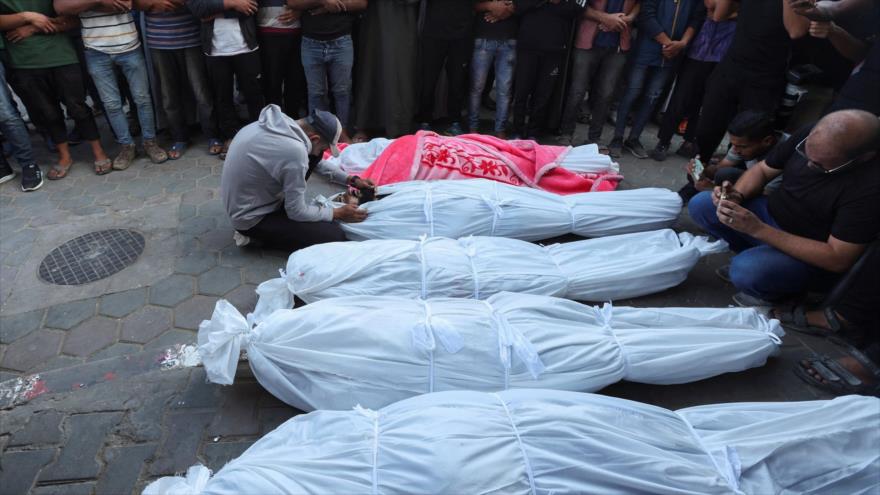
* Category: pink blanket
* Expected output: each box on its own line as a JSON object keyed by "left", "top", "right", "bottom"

{"left": 359, "top": 131, "right": 620, "bottom": 195}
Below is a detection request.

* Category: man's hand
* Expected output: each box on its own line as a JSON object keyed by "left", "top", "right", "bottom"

{"left": 484, "top": 0, "right": 514, "bottom": 23}
{"left": 662, "top": 40, "right": 686, "bottom": 59}
{"left": 333, "top": 204, "right": 368, "bottom": 223}
{"left": 314, "top": 0, "right": 344, "bottom": 13}
{"left": 6, "top": 24, "right": 38, "bottom": 43}
{"left": 789, "top": 0, "right": 832, "bottom": 20}
{"left": 23, "top": 12, "right": 57, "bottom": 32}
{"left": 601, "top": 12, "right": 627, "bottom": 32}
{"left": 716, "top": 199, "right": 765, "bottom": 236}
{"left": 227, "top": 0, "right": 257, "bottom": 15}
{"left": 711, "top": 180, "right": 744, "bottom": 207}
{"left": 685, "top": 160, "right": 714, "bottom": 191}
{"left": 808, "top": 20, "right": 836, "bottom": 38}
{"left": 99, "top": 0, "right": 132, "bottom": 12}
{"left": 151, "top": 0, "right": 183, "bottom": 12}
{"left": 277, "top": 6, "right": 301, "bottom": 23}
{"left": 348, "top": 176, "right": 376, "bottom": 190}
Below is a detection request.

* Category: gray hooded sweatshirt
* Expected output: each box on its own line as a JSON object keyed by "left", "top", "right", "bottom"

{"left": 221, "top": 105, "right": 348, "bottom": 231}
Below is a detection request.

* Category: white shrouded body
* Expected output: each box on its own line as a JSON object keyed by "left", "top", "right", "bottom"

{"left": 279, "top": 229, "right": 727, "bottom": 304}
{"left": 336, "top": 180, "right": 682, "bottom": 241}
{"left": 199, "top": 292, "right": 783, "bottom": 412}
{"left": 144, "top": 391, "right": 880, "bottom": 495}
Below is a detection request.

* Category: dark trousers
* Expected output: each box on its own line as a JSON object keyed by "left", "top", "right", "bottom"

{"left": 559, "top": 46, "right": 627, "bottom": 141}
{"left": 657, "top": 58, "right": 716, "bottom": 146}
{"left": 206, "top": 51, "right": 264, "bottom": 140}
{"left": 696, "top": 64, "right": 785, "bottom": 158}
{"left": 835, "top": 242, "right": 880, "bottom": 363}
{"left": 151, "top": 46, "right": 217, "bottom": 142}
{"left": 418, "top": 35, "right": 471, "bottom": 125}
{"left": 239, "top": 209, "right": 346, "bottom": 252}
{"left": 513, "top": 49, "right": 564, "bottom": 138}
{"left": 8, "top": 63, "right": 100, "bottom": 144}
{"left": 260, "top": 34, "right": 307, "bottom": 119}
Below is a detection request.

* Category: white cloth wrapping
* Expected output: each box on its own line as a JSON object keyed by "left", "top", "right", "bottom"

{"left": 144, "top": 391, "right": 880, "bottom": 495}
{"left": 333, "top": 179, "right": 682, "bottom": 241}
{"left": 273, "top": 229, "right": 726, "bottom": 304}
{"left": 200, "top": 291, "right": 783, "bottom": 412}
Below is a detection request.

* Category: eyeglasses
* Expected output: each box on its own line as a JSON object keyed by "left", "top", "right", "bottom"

{"left": 795, "top": 137, "right": 856, "bottom": 174}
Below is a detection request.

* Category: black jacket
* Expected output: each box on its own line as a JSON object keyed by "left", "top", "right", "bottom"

{"left": 186, "top": 0, "right": 258, "bottom": 54}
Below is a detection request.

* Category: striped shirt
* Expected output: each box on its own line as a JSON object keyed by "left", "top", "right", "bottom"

{"left": 80, "top": 11, "right": 141, "bottom": 54}
{"left": 145, "top": 10, "right": 201, "bottom": 50}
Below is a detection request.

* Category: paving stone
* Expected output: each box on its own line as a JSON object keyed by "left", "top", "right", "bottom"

{"left": 0, "top": 309, "right": 44, "bottom": 344}
{"left": 173, "top": 295, "right": 218, "bottom": 330}
{"left": 33, "top": 482, "right": 96, "bottom": 495}
{"left": 196, "top": 175, "right": 221, "bottom": 189}
{"left": 149, "top": 274, "right": 196, "bottom": 307}
{"left": 87, "top": 342, "right": 142, "bottom": 362}
{"left": 45, "top": 299, "right": 98, "bottom": 330}
{"left": 224, "top": 284, "right": 257, "bottom": 314}
{"left": 99, "top": 288, "right": 147, "bottom": 318}
{"left": 40, "top": 412, "right": 123, "bottom": 482}
{"left": 178, "top": 203, "right": 197, "bottom": 221}
{"left": 259, "top": 407, "right": 296, "bottom": 434}
{"left": 40, "top": 354, "right": 86, "bottom": 372}
{"left": 197, "top": 229, "right": 234, "bottom": 252}
{"left": 0, "top": 449, "right": 57, "bottom": 494}
{"left": 10, "top": 410, "right": 64, "bottom": 446}
{"left": 173, "top": 368, "right": 222, "bottom": 409}
{"left": 243, "top": 258, "right": 284, "bottom": 285}
{"left": 97, "top": 444, "right": 157, "bottom": 495}
{"left": 207, "top": 382, "right": 262, "bottom": 437}
{"left": 120, "top": 307, "right": 173, "bottom": 344}
{"left": 1, "top": 329, "right": 64, "bottom": 372}
{"left": 1, "top": 246, "right": 31, "bottom": 266}
{"left": 164, "top": 178, "right": 197, "bottom": 194}
{"left": 63, "top": 317, "right": 119, "bottom": 357}
{"left": 180, "top": 189, "right": 213, "bottom": 206}
{"left": 198, "top": 266, "right": 241, "bottom": 297}
{"left": 148, "top": 411, "right": 213, "bottom": 476}
{"left": 218, "top": 244, "right": 260, "bottom": 268}
{"left": 203, "top": 441, "right": 253, "bottom": 471}
{"left": 196, "top": 200, "right": 226, "bottom": 218}
{"left": 144, "top": 329, "right": 195, "bottom": 350}
{"left": 174, "top": 252, "right": 217, "bottom": 275}
{"left": 179, "top": 216, "right": 215, "bottom": 236}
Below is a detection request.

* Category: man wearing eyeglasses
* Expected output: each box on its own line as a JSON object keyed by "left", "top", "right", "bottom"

{"left": 688, "top": 109, "right": 880, "bottom": 307}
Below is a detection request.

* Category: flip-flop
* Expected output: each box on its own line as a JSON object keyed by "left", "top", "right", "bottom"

{"left": 168, "top": 142, "right": 187, "bottom": 160}
{"left": 794, "top": 346, "right": 880, "bottom": 397}
{"left": 208, "top": 138, "right": 223, "bottom": 155}
{"left": 47, "top": 161, "right": 73, "bottom": 180}
{"left": 94, "top": 158, "right": 112, "bottom": 175}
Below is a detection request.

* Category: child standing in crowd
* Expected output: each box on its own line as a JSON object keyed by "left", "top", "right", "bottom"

{"left": 558, "top": 0, "right": 640, "bottom": 149}
{"left": 468, "top": 0, "right": 518, "bottom": 137}
{"left": 55, "top": 0, "right": 169, "bottom": 170}
{"left": 257, "top": 0, "right": 306, "bottom": 119}
{"left": 608, "top": 0, "right": 705, "bottom": 159}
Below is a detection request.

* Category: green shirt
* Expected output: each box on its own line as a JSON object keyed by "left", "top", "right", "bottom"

{"left": 0, "top": 0, "right": 78, "bottom": 69}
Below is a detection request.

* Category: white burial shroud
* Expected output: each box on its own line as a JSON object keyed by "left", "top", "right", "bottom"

{"left": 332, "top": 179, "right": 682, "bottom": 241}
{"left": 275, "top": 229, "right": 727, "bottom": 303}
{"left": 144, "top": 391, "right": 880, "bottom": 495}
{"left": 198, "top": 291, "right": 783, "bottom": 412}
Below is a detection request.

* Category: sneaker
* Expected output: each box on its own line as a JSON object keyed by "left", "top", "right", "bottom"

{"left": 233, "top": 231, "right": 251, "bottom": 247}
{"left": 607, "top": 137, "right": 623, "bottom": 159}
{"left": 20, "top": 164, "right": 43, "bottom": 192}
{"left": 557, "top": 134, "right": 574, "bottom": 146}
{"left": 651, "top": 143, "right": 669, "bottom": 161}
{"left": 677, "top": 183, "right": 699, "bottom": 205}
{"left": 715, "top": 264, "right": 731, "bottom": 283}
{"left": 676, "top": 141, "right": 698, "bottom": 159}
{"left": 446, "top": 122, "right": 464, "bottom": 136}
{"left": 143, "top": 140, "right": 168, "bottom": 164}
{"left": 0, "top": 161, "right": 15, "bottom": 185}
{"left": 624, "top": 138, "right": 648, "bottom": 159}
{"left": 113, "top": 143, "right": 137, "bottom": 170}
{"left": 733, "top": 292, "right": 776, "bottom": 309}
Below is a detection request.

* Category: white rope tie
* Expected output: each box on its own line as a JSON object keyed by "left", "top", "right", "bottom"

{"left": 418, "top": 235, "right": 429, "bottom": 300}
{"left": 596, "top": 303, "right": 631, "bottom": 375}
{"left": 411, "top": 301, "right": 464, "bottom": 393}
{"left": 542, "top": 244, "right": 570, "bottom": 298}
{"left": 563, "top": 197, "right": 577, "bottom": 234}
{"left": 480, "top": 194, "right": 505, "bottom": 236}
{"left": 422, "top": 184, "right": 435, "bottom": 237}
{"left": 460, "top": 238, "right": 481, "bottom": 299}
{"left": 673, "top": 411, "right": 741, "bottom": 492}
{"left": 493, "top": 393, "right": 537, "bottom": 495}
{"left": 483, "top": 301, "right": 546, "bottom": 389}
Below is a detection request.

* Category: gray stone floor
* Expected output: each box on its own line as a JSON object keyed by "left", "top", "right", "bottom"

{"left": 0, "top": 120, "right": 840, "bottom": 494}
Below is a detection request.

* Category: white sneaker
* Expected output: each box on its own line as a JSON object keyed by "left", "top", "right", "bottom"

{"left": 233, "top": 231, "right": 251, "bottom": 247}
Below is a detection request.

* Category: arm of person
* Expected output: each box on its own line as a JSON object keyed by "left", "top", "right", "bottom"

{"left": 812, "top": 20, "right": 869, "bottom": 62}
{"left": 50, "top": 14, "right": 80, "bottom": 30}
{"left": 624, "top": 1, "right": 640, "bottom": 23}
{"left": 315, "top": 158, "right": 350, "bottom": 185}
{"left": 54, "top": 0, "right": 128, "bottom": 15}
{"left": 287, "top": 0, "right": 324, "bottom": 10}
{"left": 783, "top": 0, "right": 811, "bottom": 39}
{"left": 0, "top": 13, "right": 43, "bottom": 30}
{"left": 639, "top": 0, "right": 671, "bottom": 44}
{"left": 711, "top": 0, "right": 736, "bottom": 21}
{"left": 186, "top": 0, "right": 229, "bottom": 19}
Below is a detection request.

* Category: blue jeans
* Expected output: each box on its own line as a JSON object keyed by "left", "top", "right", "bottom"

{"left": 614, "top": 63, "right": 674, "bottom": 141}
{"left": 0, "top": 62, "right": 36, "bottom": 167}
{"left": 301, "top": 35, "right": 353, "bottom": 129}
{"left": 689, "top": 192, "right": 837, "bottom": 300}
{"left": 84, "top": 47, "right": 157, "bottom": 144}
{"left": 468, "top": 38, "right": 516, "bottom": 132}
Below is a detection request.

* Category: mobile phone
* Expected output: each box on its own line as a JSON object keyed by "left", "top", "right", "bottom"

{"left": 692, "top": 156, "right": 704, "bottom": 183}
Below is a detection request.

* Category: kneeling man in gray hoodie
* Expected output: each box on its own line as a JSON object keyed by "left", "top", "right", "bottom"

{"left": 221, "top": 104, "right": 373, "bottom": 252}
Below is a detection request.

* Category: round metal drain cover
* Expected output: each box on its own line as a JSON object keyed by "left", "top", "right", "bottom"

{"left": 39, "top": 229, "right": 145, "bottom": 286}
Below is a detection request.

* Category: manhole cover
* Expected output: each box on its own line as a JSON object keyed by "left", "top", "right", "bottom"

{"left": 39, "top": 229, "right": 145, "bottom": 286}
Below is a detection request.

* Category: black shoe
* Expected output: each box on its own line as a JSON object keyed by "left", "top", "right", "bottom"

{"left": 0, "top": 160, "right": 15, "bottom": 185}
{"left": 21, "top": 164, "right": 44, "bottom": 192}
{"left": 677, "top": 183, "right": 699, "bottom": 205}
{"left": 676, "top": 141, "right": 698, "bottom": 159}
{"left": 607, "top": 137, "right": 623, "bottom": 159}
{"left": 651, "top": 143, "right": 669, "bottom": 161}
{"left": 624, "top": 138, "right": 648, "bottom": 159}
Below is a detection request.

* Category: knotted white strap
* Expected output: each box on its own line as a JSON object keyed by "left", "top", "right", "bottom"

{"left": 484, "top": 301, "right": 546, "bottom": 388}
{"left": 411, "top": 301, "right": 464, "bottom": 392}
{"left": 596, "top": 302, "right": 630, "bottom": 373}
{"left": 418, "top": 235, "right": 429, "bottom": 300}
{"left": 355, "top": 406, "right": 381, "bottom": 495}
{"left": 459, "top": 237, "right": 482, "bottom": 299}
{"left": 542, "top": 244, "right": 570, "bottom": 297}
{"left": 492, "top": 393, "right": 538, "bottom": 495}
{"left": 673, "top": 412, "right": 741, "bottom": 492}
{"left": 197, "top": 300, "right": 251, "bottom": 386}
{"left": 562, "top": 197, "right": 578, "bottom": 234}
{"left": 480, "top": 194, "right": 506, "bottom": 236}
{"left": 422, "top": 184, "right": 435, "bottom": 237}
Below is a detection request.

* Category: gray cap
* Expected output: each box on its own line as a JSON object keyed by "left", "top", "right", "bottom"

{"left": 305, "top": 109, "right": 342, "bottom": 157}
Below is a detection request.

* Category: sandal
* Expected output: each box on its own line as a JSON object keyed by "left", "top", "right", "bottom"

{"left": 168, "top": 142, "right": 187, "bottom": 160}
{"left": 795, "top": 346, "right": 880, "bottom": 397}
{"left": 47, "top": 161, "right": 73, "bottom": 180}
{"left": 218, "top": 139, "right": 231, "bottom": 160}
{"left": 773, "top": 306, "right": 842, "bottom": 337}
{"left": 208, "top": 138, "right": 223, "bottom": 155}
{"left": 94, "top": 158, "right": 112, "bottom": 175}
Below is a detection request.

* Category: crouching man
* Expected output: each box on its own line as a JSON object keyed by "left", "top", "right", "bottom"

{"left": 688, "top": 109, "right": 880, "bottom": 307}
{"left": 221, "top": 104, "right": 373, "bottom": 252}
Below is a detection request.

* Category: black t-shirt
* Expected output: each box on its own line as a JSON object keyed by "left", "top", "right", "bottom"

{"left": 516, "top": 0, "right": 584, "bottom": 52}
{"left": 765, "top": 125, "right": 880, "bottom": 244}
{"left": 474, "top": 5, "right": 519, "bottom": 40}
{"left": 721, "top": 0, "right": 791, "bottom": 80}
{"left": 423, "top": 0, "right": 476, "bottom": 39}
{"left": 301, "top": 12, "right": 357, "bottom": 40}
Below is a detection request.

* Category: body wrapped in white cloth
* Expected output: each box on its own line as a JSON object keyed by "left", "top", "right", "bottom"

{"left": 199, "top": 291, "right": 783, "bottom": 411}
{"left": 274, "top": 229, "right": 727, "bottom": 304}
{"left": 332, "top": 179, "right": 682, "bottom": 241}
{"left": 144, "top": 390, "right": 880, "bottom": 495}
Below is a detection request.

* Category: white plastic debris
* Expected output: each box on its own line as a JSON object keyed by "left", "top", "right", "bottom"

{"left": 199, "top": 292, "right": 783, "bottom": 411}
{"left": 143, "top": 391, "right": 880, "bottom": 495}
{"left": 330, "top": 179, "right": 682, "bottom": 241}
{"left": 271, "top": 229, "right": 726, "bottom": 304}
